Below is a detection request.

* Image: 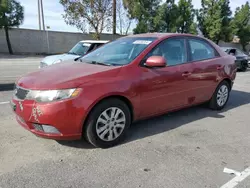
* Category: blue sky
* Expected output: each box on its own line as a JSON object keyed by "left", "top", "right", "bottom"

{"left": 19, "top": 0, "right": 249, "bottom": 33}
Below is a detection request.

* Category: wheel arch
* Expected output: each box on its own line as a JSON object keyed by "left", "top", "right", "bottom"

{"left": 222, "top": 78, "right": 233, "bottom": 91}
{"left": 81, "top": 95, "right": 134, "bottom": 133}
{"left": 210, "top": 78, "right": 232, "bottom": 101}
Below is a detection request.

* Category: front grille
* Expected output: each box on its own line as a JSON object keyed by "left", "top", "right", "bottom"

{"left": 15, "top": 87, "right": 29, "bottom": 100}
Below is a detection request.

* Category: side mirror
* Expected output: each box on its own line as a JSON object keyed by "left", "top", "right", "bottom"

{"left": 145, "top": 56, "right": 166, "bottom": 68}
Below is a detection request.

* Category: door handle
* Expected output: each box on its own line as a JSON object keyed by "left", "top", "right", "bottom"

{"left": 217, "top": 65, "right": 223, "bottom": 70}
{"left": 182, "top": 72, "right": 192, "bottom": 77}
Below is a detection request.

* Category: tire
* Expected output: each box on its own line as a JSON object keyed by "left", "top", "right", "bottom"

{"left": 241, "top": 62, "right": 247, "bottom": 72}
{"left": 209, "top": 80, "right": 230, "bottom": 110}
{"left": 84, "top": 98, "right": 131, "bottom": 148}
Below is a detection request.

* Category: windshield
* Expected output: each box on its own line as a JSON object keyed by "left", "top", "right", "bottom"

{"left": 68, "top": 42, "right": 91, "bottom": 56}
{"left": 80, "top": 37, "right": 157, "bottom": 66}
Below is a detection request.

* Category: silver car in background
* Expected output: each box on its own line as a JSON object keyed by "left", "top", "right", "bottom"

{"left": 39, "top": 40, "right": 109, "bottom": 68}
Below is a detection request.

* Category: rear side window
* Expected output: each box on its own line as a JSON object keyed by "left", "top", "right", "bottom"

{"left": 188, "top": 39, "right": 218, "bottom": 61}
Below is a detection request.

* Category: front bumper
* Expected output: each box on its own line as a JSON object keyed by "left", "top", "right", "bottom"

{"left": 10, "top": 98, "right": 84, "bottom": 140}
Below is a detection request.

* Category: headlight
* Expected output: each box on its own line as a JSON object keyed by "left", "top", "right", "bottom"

{"left": 53, "top": 59, "right": 62, "bottom": 64}
{"left": 26, "top": 88, "right": 81, "bottom": 102}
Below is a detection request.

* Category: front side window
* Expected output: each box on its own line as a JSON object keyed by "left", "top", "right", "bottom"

{"left": 80, "top": 37, "right": 157, "bottom": 66}
{"left": 68, "top": 42, "right": 91, "bottom": 56}
{"left": 145, "top": 38, "right": 187, "bottom": 66}
{"left": 189, "top": 39, "right": 218, "bottom": 61}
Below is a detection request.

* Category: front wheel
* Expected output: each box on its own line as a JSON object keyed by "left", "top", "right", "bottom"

{"left": 84, "top": 99, "right": 131, "bottom": 148}
{"left": 209, "top": 81, "right": 230, "bottom": 110}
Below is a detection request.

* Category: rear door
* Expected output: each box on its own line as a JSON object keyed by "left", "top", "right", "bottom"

{"left": 187, "top": 37, "right": 221, "bottom": 103}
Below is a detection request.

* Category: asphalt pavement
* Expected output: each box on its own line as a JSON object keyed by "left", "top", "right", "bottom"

{"left": 0, "top": 54, "right": 42, "bottom": 85}
{"left": 0, "top": 57, "right": 250, "bottom": 188}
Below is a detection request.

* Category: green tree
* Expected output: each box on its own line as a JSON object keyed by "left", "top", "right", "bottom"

{"left": 123, "top": 0, "right": 161, "bottom": 33}
{"left": 189, "top": 22, "right": 198, "bottom": 35}
{"left": 219, "top": 0, "right": 232, "bottom": 42}
{"left": 232, "top": 2, "right": 250, "bottom": 51}
{"left": 0, "top": 0, "right": 24, "bottom": 54}
{"left": 60, "top": 0, "right": 112, "bottom": 39}
{"left": 153, "top": 0, "right": 179, "bottom": 33}
{"left": 176, "top": 0, "right": 195, "bottom": 33}
{"left": 197, "top": 0, "right": 232, "bottom": 44}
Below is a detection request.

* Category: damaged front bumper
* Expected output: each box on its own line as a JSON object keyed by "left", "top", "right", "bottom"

{"left": 10, "top": 98, "right": 83, "bottom": 140}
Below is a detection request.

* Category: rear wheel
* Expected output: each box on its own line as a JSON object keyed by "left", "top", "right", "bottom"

{"left": 209, "top": 81, "right": 230, "bottom": 110}
{"left": 84, "top": 99, "right": 131, "bottom": 148}
{"left": 241, "top": 62, "right": 247, "bottom": 72}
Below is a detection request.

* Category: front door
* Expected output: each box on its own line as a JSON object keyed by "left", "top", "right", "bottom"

{"left": 139, "top": 37, "right": 196, "bottom": 118}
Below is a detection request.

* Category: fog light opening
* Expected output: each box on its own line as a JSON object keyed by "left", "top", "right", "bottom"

{"left": 33, "top": 124, "right": 44, "bottom": 132}
{"left": 33, "top": 124, "right": 61, "bottom": 134}
{"left": 42, "top": 125, "right": 61, "bottom": 134}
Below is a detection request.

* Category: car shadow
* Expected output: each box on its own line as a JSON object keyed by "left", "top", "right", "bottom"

{"left": 57, "top": 139, "right": 95, "bottom": 149}
{"left": 125, "top": 89, "right": 250, "bottom": 144}
{"left": 57, "top": 89, "right": 250, "bottom": 149}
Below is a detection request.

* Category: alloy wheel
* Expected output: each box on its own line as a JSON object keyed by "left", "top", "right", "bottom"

{"left": 96, "top": 107, "right": 126, "bottom": 141}
{"left": 216, "top": 85, "right": 229, "bottom": 107}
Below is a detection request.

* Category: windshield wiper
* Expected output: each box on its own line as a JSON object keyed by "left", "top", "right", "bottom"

{"left": 68, "top": 52, "right": 78, "bottom": 55}
{"left": 79, "top": 60, "right": 112, "bottom": 66}
{"left": 88, "top": 61, "right": 112, "bottom": 66}
{"left": 75, "top": 55, "right": 85, "bottom": 61}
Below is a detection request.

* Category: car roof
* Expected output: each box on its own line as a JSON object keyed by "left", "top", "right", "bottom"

{"left": 80, "top": 40, "right": 109, "bottom": 44}
{"left": 124, "top": 33, "right": 197, "bottom": 39}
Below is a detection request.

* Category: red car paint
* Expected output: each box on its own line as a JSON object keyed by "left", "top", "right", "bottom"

{"left": 11, "top": 33, "right": 237, "bottom": 140}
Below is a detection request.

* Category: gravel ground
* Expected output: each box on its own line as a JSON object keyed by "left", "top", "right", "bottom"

{"left": 0, "top": 58, "right": 250, "bottom": 188}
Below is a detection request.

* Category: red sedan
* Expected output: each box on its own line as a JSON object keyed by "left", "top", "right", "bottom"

{"left": 11, "top": 33, "right": 237, "bottom": 148}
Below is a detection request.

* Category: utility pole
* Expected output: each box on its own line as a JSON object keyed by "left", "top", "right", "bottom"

{"left": 38, "top": 0, "right": 41, "bottom": 30}
{"left": 40, "top": 0, "right": 45, "bottom": 30}
{"left": 113, "top": 0, "right": 116, "bottom": 35}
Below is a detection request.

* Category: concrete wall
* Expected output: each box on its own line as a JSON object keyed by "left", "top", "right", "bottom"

{"left": 1, "top": 28, "right": 249, "bottom": 54}
{"left": 0, "top": 28, "right": 122, "bottom": 54}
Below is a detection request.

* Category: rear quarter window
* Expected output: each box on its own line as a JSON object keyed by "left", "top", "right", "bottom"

{"left": 188, "top": 38, "right": 219, "bottom": 61}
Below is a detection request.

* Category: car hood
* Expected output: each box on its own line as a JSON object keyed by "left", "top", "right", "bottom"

{"left": 42, "top": 53, "right": 80, "bottom": 65}
{"left": 17, "top": 61, "right": 122, "bottom": 90}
